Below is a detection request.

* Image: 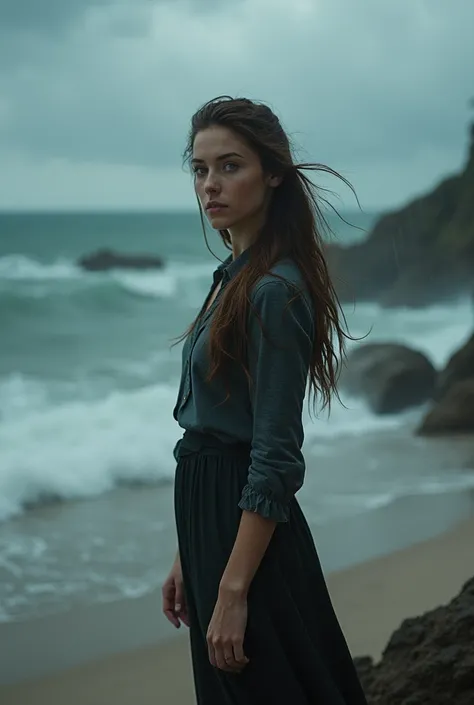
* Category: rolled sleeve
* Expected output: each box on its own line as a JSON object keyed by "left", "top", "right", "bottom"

{"left": 237, "top": 279, "right": 314, "bottom": 522}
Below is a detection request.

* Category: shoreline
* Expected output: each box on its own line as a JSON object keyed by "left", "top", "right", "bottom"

{"left": 1, "top": 515, "right": 474, "bottom": 704}
{"left": 1, "top": 483, "right": 474, "bottom": 685}
{"left": 2, "top": 424, "right": 474, "bottom": 630}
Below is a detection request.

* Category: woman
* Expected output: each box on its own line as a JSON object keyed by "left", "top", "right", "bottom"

{"left": 162, "top": 95, "right": 368, "bottom": 705}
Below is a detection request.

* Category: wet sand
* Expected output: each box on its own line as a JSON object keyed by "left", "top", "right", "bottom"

{"left": 1, "top": 515, "right": 473, "bottom": 705}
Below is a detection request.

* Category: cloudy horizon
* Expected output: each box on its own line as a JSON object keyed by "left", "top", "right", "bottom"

{"left": 0, "top": 0, "right": 473, "bottom": 213}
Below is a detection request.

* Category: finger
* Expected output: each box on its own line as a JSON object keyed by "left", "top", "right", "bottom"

{"left": 174, "top": 581, "right": 184, "bottom": 614}
{"left": 178, "top": 606, "right": 191, "bottom": 627}
{"left": 214, "top": 642, "right": 229, "bottom": 672}
{"left": 175, "top": 605, "right": 190, "bottom": 628}
{"left": 233, "top": 641, "right": 249, "bottom": 668}
{"left": 162, "top": 589, "right": 180, "bottom": 628}
{"left": 164, "top": 609, "right": 180, "bottom": 628}
{"left": 174, "top": 582, "right": 190, "bottom": 627}
{"left": 207, "top": 635, "right": 217, "bottom": 668}
{"left": 162, "top": 584, "right": 175, "bottom": 610}
{"left": 223, "top": 646, "right": 239, "bottom": 672}
{"left": 162, "top": 589, "right": 174, "bottom": 609}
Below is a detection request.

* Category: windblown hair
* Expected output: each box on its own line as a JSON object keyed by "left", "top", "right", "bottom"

{"left": 177, "top": 95, "right": 357, "bottom": 412}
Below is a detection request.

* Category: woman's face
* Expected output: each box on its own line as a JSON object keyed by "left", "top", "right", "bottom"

{"left": 192, "top": 125, "right": 280, "bottom": 234}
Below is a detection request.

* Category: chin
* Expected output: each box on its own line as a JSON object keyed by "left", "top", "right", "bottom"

{"left": 206, "top": 213, "right": 233, "bottom": 229}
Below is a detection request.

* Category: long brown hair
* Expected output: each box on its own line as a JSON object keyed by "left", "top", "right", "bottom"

{"left": 177, "top": 95, "right": 358, "bottom": 413}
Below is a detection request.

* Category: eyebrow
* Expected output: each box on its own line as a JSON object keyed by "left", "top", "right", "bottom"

{"left": 191, "top": 151, "right": 244, "bottom": 164}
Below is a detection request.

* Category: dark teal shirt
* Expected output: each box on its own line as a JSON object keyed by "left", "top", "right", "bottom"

{"left": 172, "top": 247, "right": 314, "bottom": 522}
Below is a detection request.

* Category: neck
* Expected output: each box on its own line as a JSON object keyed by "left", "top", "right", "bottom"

{"left": 228, "top": 210, "right": 266, "bottom": 260}
{"left": 230, "top": 234, "right": 255, "bottom": 260}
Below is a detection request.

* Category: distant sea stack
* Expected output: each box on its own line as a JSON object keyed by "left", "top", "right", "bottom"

{"left": 78, "top": 249, "right": 164, "bottom": 272}
{"left": 325, "top": 121, "right": 474, "bottom": 308}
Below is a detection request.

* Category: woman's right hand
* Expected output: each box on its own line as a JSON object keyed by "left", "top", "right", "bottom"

{"left": 162, "top": 555, "right": 190, "bottom": 629}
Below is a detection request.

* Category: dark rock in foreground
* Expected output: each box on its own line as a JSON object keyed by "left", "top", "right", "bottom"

{"left": 418, "top": 332, "right": 474, "bottom": 435}
{"left": 354, "top": 576, "right": 474, "bottom": 705}
{"left": 341, "top": 343, "right": 437, "bottom": 414}
{"left": 326, "top": 122, "right": 474, "bottom": 307}
{"left": 79, "top": 248, "right": 164, "bottom": 272}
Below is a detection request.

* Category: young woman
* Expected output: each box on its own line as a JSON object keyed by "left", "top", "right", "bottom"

{"left": 162, "top": 96, "right": 368, "bottom": 705}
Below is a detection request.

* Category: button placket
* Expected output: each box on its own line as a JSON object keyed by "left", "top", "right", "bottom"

{"left": 180, "top": 277, "right": 226, "bottom": 411}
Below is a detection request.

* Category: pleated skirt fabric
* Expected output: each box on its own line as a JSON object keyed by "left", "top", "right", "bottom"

{"left": 174, "top": 431, "right": 368, "bottom": 705}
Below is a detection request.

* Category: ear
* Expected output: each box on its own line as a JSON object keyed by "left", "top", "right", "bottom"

{"left": 267, "top": 174, "right": 283, "bottom": 188}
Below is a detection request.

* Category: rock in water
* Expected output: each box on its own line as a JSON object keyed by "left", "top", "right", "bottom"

{"left": 418, "top": 331, "right": 474, "bottom": 435}
{"left": 353, "top": 576, "right": 474, "bottom": 705}
{"left": 436, "top": 332, "right": 474, "bottom": 399}
{"left": 341, "top": 343, "right": 437, "bottom": 414}
{"left": 78, "top": 249, "right": 164, "bottom": 271}
{"left": 417, "top": 378, "right": 474, "bottom": 435}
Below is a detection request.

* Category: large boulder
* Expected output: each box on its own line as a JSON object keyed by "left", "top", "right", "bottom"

{"left": 436, "top": 332, "right": 474, "bottom": 399}
{"left": 341, "top": 343, "right": 437, "bottom": 414}
{"left": 78, "top": 248, "right": 164, "bottom": 271}
{"left": 326, "top": 121, "right": 474, "bottom": 307}
{"left": 417, "top": 378, "right": 474, "bottom": 435}
{"left": 353, "top": 576, "right": 474, "bottom": 705}
{"left": 417, "top": 331, "right": 474, "bottom": 435}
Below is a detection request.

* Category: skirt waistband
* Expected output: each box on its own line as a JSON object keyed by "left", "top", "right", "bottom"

{"left": 174, "top": 430, "right": 251, "bottom": 460}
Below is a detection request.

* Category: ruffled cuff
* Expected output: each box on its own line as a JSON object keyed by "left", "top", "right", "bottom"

{"left": 238, "top": 483, "right": 290, "bottom": 523}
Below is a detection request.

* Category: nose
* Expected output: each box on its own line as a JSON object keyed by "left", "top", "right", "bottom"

{"left": 204, "top": 171, "right": 221, "bottom": 195}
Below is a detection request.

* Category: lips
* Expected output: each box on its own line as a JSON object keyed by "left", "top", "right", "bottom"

{"left": 206, "top": 202, "right": 227, "bottom": 210}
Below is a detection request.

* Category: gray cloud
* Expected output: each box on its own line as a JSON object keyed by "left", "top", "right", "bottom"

{"left": 0, "top": 0, "right": 113, "bottom": 32}
{"left": 0, "top": 0, "right": 231, "bottom": 33}
{"left": 0, "top": 0, "right": 473, "bottom": 210}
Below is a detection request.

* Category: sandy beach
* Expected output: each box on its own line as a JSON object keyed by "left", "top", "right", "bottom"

{"left": 1, "top": 514, "right": 473, "bottom": 705}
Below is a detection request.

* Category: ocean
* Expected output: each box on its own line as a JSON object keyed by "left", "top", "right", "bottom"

{"left": 1, "top": 210, "right": 474, "bottom": 628}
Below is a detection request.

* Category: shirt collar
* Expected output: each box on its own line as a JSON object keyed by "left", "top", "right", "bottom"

{"left": 213, "top": 247, "right": 252, "bottom": 284}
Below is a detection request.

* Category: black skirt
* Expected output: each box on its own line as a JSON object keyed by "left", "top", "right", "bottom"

{"left": 174, "top": 430, "right": 368, "bottom": 705}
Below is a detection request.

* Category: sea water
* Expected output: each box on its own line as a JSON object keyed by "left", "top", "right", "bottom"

{"left": 0, "top": 209, "right": 473, "bottom": 623}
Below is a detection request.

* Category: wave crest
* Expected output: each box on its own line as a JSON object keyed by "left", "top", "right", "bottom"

{"left": 0, "top": 375, "right": 180, "bottom": 522}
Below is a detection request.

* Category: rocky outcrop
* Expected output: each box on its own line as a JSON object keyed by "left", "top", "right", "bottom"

{"left": 78, "top": 249, "right": 164, "bottom": 272}
{"left": 354, "top": 576, "right": 474, "bottom": 705}
{"left": 417, "top": 332, "right": 474, "bottom": 435}
{"left": 326, "top": 122, "right": 474, "bottom": 307}
{"left": 340, "top": 343, "right": 437, "bottom": 414}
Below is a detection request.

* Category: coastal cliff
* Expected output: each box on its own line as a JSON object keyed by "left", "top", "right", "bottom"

{"left": 326, "top": 122, "right": 474, "bottom": 308}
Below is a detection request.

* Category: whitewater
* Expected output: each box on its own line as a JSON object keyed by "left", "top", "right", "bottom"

{"left": 1, "top": 251, "right": 473, "bottom": 523}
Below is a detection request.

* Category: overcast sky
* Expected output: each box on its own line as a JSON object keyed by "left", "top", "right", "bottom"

{"left": 0, "top": 0, "right": 473, "bottom": 211}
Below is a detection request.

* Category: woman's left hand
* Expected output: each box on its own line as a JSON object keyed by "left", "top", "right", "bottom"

{"left": 206, "top": 586, "right": 250, "bottom": 673}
